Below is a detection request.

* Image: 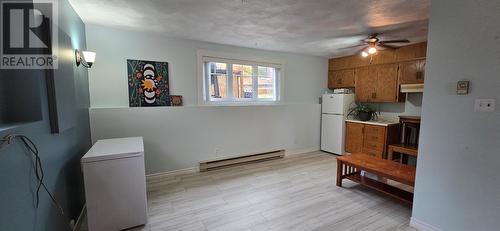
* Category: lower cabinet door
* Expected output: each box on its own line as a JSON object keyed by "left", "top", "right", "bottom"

{"left": 345, "top": 122, "right": 364, "bottom": 153}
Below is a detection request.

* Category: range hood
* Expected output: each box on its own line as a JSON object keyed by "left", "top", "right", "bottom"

{"left": 400, "top": 83, "right": 424, "bottom": 93}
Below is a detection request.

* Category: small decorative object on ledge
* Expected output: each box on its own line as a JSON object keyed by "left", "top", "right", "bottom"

{"left": 347, "top": 103, "right": 378, "bottom": 121}
{"left": 127, "top": 59, "right": 170, "bottom": 107}
{"left": 169, "top": 95, "right": 183, "bottom": 106}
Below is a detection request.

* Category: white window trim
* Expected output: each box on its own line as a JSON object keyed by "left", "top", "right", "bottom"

{"left": 197, "top": 49, "right": 285, "bottom": 105}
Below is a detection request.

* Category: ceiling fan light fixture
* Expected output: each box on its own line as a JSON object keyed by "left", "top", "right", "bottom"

{"left": 361, "top": 51, "right": 369, "bottom": 57}
{"left": 368, "top": 47, "right": 377, "bottom": 54}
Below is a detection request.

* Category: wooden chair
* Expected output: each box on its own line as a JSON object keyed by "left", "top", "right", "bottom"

{"left": 387, "top": 116, "right": 421, "bottom": 164}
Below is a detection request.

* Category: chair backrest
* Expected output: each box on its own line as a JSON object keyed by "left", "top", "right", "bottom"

{"left": 399, "top": 116, "right": 421, "bottom": 145}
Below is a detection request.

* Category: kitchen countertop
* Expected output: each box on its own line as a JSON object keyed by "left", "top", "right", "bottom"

{"left": 345, "top": 117, "right": 400, "bottom": 126}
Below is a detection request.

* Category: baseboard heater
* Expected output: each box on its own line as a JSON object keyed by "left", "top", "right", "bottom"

{"left": 199, "top": 150, "right": 285, "bottom": 172}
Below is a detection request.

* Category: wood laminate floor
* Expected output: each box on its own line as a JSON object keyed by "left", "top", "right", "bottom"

{"left": 81, "top": 151, "right": 417, "bottom": 231}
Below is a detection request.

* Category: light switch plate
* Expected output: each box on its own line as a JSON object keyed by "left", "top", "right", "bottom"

{"left": 474, "top": 99, "right": 496, "bottom": 112}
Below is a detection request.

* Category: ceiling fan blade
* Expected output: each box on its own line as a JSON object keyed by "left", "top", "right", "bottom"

{"left": 340, "top": 44, "right": 367, "bottom": 49}
{"left": 377, "top": 44, "right": 398, "bottom": 49}
{"left": 379, "top": 39, "right": 410, "bottom": 44}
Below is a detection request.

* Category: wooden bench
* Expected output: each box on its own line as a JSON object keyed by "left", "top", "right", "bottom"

{"left": 336, "top": 153, "right": 416, "bottom": 204}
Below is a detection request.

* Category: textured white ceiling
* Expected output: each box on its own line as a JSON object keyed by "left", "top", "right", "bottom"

{"left": 69, "top": 0, "right": 430, "bottom": 57}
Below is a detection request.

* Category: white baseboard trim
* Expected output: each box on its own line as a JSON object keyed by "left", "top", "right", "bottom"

{"left": 146, "top": 167, "right": 198, "bottom": 179}
{"left": 410, "top": 217, "right": 442, "bottom": 231}
{"left": 285, "top": 147, "right": 320, "bottom": 156}
{"left": 73, "top": 204, "right": 86, "bottom": 231}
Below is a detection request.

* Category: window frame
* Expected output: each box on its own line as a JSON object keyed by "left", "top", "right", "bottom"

{"left": 197, "top": 50, "right": 284, "bottom": 105}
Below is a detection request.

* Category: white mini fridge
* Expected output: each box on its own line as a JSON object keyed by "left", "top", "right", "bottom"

{"left": 82, "top": 137, "right": 148, "bottom": 231}
{"left": 321, "top": 94, "right": 355, "bottom": 155}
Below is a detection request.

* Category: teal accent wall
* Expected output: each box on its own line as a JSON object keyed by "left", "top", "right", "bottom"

{"left": 0, "top": 0, "right": 91, "bottom": 230}
{"left": 411, "top": 0, "right": 500, "bottom": 230}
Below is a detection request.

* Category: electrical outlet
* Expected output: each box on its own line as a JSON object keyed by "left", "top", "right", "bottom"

{"left": 474, "top": 99, "right": 496, "bottom": 112}
{"left": 214, "top": 148, "right": 220, "bottom": 156}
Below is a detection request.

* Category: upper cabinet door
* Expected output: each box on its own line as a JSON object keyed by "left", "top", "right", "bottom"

{"left": 355, "top": 67, "right": 375, "bottom": 102}
{"left": 355, "top": 64, "right": 400, "bottom": 103}
{"left": 398, "top": 61, "right": 419, "bottom": 84}
{"left": 399, "top": 60, "right": 425, "bottom": 84}
{"left": 329, "top": 69, "right": 355, "bottom": 89}
{"left": 375, "top": 64, "right": 399, "bottom": 102}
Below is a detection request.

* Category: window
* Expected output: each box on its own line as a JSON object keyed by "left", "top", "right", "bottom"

{"left": 201, "top": 55, "right": 281, "bottom": 104}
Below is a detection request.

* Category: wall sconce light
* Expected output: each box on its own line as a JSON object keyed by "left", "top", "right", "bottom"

{"left": 75, "top": 49, "right": 96, "bottom": 68}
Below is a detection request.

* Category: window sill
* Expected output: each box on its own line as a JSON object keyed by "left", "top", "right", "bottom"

{"left": 199, "top": 101, "right": 282, "bottom": 107}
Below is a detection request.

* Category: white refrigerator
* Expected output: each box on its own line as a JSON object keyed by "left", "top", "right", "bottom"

{"left": 321, "top": 94, "right": 355, "bottom": 155}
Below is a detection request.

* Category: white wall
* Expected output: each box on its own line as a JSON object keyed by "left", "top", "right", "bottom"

{"left": 90, "top": 104, "right": 320, "bottom": 174}
{"left": 86, "top": 24, "right": 327, "bottom": 107}
{"left": 411, "top": 0, "right": 500, "bottom": 230}
{"left": 86, "top": 24, "right": 327, "bottom": 173}
{"left": 377, "top": 93, "right": 423, "bottom": 118}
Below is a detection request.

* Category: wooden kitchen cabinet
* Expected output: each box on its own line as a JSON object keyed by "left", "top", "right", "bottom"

{"left": 355, "top": 64, "right": 400, "bottom": 103}
{"left": 398, "top": 59, "right": 426, "bottom": 84}
{"left": 345, "top": 122, "right": 364, "bottom": 153}
{"left": 345, "top": 122, "right": 400, "bottom": 158}
{"left": 395, "top": 42, "right": 427, "bottom": 61}
{"left": 328, "top": 69, "right": 355, "bottom": 89}
{"left": 375, "top": 64, "right": 400, "bottom": 102}
{"left": 327, "top": 42, "right": 428, "bottom": 103}
{"left": 369, "top": 49, "right": 397, "bottom": 65}
{"left": 362, "top": 125, "right": 387, "bottom": 158}
{"left": 329, "top": 55, "right": 370, "bottom": 71}
{"left": 354, "top": 67, "right": 375, "bottom": 102}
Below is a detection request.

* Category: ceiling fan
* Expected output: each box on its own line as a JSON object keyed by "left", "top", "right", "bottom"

{"left": 343, "top": 33, "right": 410, "bottom": 57}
